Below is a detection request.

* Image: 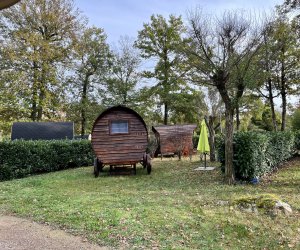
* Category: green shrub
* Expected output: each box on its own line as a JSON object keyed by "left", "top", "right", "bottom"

{"left": 233, "top": 132, "right": 270, "bottom": 180}
{"left": 0, "top": 164, "right": 13, "bottom": 181}
{"left": 192, "top": 135, "right": 199, "bottom": 149}
{"left": 265, "top": 132, "right": 295, "bottom": 170}
{"left": 291, "top": 108, "right": 300, "bottom": 130}
{"left": 216, "top": 131, "right": 295, "bottom": 180}
{"left": 0, "top": 140, "right": 94, "bottom": 181}
{"left": 294, "top": 130, "right": 300, "bottom": 150}
{"left": 215, "top": 134, "right": 225, "bottom": 171}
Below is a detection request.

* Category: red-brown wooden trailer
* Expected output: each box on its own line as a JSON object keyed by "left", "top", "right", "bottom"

{"left": 152, "top": 124, "right": 197, "bottom": 158}
{"left": 91, "top": 106, "right": 151, "bottom": 176}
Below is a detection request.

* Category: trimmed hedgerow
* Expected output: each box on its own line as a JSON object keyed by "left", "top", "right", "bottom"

{"left": 234, "top": 132, "right": 270, "bottom": 180}
{"left": 265, "top": 132, "right": 295, "bottom": 169}
{"left": 216, "top": 131, "right": 296, "bottom": 180}
{"left": 0, "top": 140, "right": 94, "bottom": 181}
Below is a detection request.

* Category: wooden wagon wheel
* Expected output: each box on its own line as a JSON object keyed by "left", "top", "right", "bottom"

{"left": 94, "top": 158, "right": 103, "bottom": 178}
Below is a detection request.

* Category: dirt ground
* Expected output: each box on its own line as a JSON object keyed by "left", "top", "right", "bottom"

{"left": 0, "top": 215, "right": 108, "bottom": 250}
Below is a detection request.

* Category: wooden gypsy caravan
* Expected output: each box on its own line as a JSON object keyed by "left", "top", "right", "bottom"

{"left": 152, "top": 124, "right": 197, "bottom": 158}
{"left": 91, "top": 106, "right": 151, "bottom": 176}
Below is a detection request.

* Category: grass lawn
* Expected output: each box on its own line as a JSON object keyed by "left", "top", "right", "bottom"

{"left": 0, "top": 157, "right": 300, "bottom": 249}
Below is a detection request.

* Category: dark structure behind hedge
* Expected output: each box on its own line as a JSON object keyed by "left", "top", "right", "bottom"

{"left": 0, "top": 140, "right": 94, "bottom": 181}
{"left": 11, "top": 122, "right": 74, "bottom": 140}
{"left": 216, "top": 131, "right": 297, "bottom": 180}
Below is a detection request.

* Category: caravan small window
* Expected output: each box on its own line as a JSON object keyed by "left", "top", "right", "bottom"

{"left": 110, "top": 120, "right": 129, "bottom": 134}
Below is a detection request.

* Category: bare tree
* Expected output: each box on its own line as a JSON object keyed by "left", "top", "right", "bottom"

{"left": 184, "top": 9, "right": 263, "bottom": 184}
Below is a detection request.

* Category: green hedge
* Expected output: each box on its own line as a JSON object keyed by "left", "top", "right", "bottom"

{"left": 295, "top": 130, "right": 300, "bottom": 150}
{"left": 0, "top": 140, "right": 94, "bottom": 181}
{"left": 216, "top": 131, "right": 296, "bottom": 180}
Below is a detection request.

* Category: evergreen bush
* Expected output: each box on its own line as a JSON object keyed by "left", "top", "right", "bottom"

{"left": 294, "top": 131, "right": 300, "bottom": 150}
{"left": 216, "top": 131, "right": 295, "bottom": 180}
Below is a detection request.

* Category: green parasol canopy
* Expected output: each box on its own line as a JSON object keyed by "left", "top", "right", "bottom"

{"left": 197, "top": 119, "right": 210, "bottom": 153}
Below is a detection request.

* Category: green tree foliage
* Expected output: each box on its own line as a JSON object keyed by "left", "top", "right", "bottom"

{"left": 0, "top": 0, "right": 84, "bottom": 122}
{"left": 249, "top": 103, "right": 282, "bottom": 131}
{"left": 68, "top": 26, "right": 110, "bottom": 136}
{"left": 65, "top": 101, "right": 103, "bottom": 136}
{"left": 239, "top": 97, "right": 265, "bottom": 131}
{"left": 270, "top": 16, "right": 300, "bottom": 131}
{"left": 133, "top": 86, "right": 164, "bottom": 126}
{"left": 135, "top": 14, "right": 188, "bottom": 125}
{"left": 0, "top": 67, "right": 29, "bottom": 135}
{"left": 255, "top": 22, "right": 281, "bottom": 131}
{"left": 168, "top": 87, "right": 207, "bottom": 124}
{"left": 260, "top": 107, "right": 282, "bottom": 131}
{"left": 291, "top": 108, "right": 300, "bottom": 130}
{"left": 101, "top": 36, "right": 141, "bottom": 108}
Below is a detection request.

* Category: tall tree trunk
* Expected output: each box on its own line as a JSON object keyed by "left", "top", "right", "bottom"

{"left": 37, "top": 89, "right": 45, "bottom": 121}
{"left": 205, "top": 116, "right": 216, "bottom": 162}
{"left": 281, "top": 60, "right": 287, "bottom": 131}
{"left": 30, "top": 61, "right": 38, "bottom": 121}
{"left": 214, "top": 70, "right": 235, "bottom": 184}
{"left": 263, "top": 32, "right": 278, "bottom": 131}
{"left": 37, "top": 63, "right": 47, "bottom": 121}
{"left": 31, "top": 87, "right": 38, "bottom": 121}
{"left": 164, "top": 102, "right": 168, "bottom": 125}
{"left": 235, "top": 81, "right": 244, "bottom": 132}
{"left": 281, "top": 87, "right": 287, "bottom": 131}
{"left": 81, "top": 109, "right": 86, "bottom": 137}
{"left": 163, "top": 49, "right": 169, "bottom": 126}
{"left": 267, "top": 78, "right": 277, "bottom": 131}
{"left": 81, "top": 76, "right": 88, "bottom": 137}
{"left": 224, "top": 107, "right": 235, "bottom": 184}
{"left": 236, "top": 105, "right": 240, "bottom": 131}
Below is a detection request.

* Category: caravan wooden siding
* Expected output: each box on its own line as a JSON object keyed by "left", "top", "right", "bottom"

{"left": 152, "top": 124, "right": 197, "bottom": 156}
{"left": 91, "top": 106, "right": 148, "bottom": 165}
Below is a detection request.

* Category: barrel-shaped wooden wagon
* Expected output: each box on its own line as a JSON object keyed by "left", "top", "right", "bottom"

{"left": 91, "top": 106, "right": 151, "bottom": 176}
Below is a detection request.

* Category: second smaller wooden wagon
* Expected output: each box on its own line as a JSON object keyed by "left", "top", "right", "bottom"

{"left": 91, "top": 106, "right": 151, "bottom": 176}
{"left": 152, "top": 124, "right": 197, "bottom": 158}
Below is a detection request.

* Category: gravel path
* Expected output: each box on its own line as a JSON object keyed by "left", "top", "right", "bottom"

{"left": 0, "top": 215, "right": 108, "bottom": 250}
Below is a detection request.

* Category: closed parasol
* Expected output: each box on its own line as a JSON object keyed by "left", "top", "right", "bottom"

{"left": 197, "top": 119, "right": 210, "bottom": 168}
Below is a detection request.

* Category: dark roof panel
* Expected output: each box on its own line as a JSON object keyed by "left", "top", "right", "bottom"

{"left": 11, "top": 122, "right": 74, "bottom": 140}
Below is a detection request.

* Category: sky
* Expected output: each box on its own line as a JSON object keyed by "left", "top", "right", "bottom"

{"left": 74, "top": 0, "right": 283, "bottom": 44}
